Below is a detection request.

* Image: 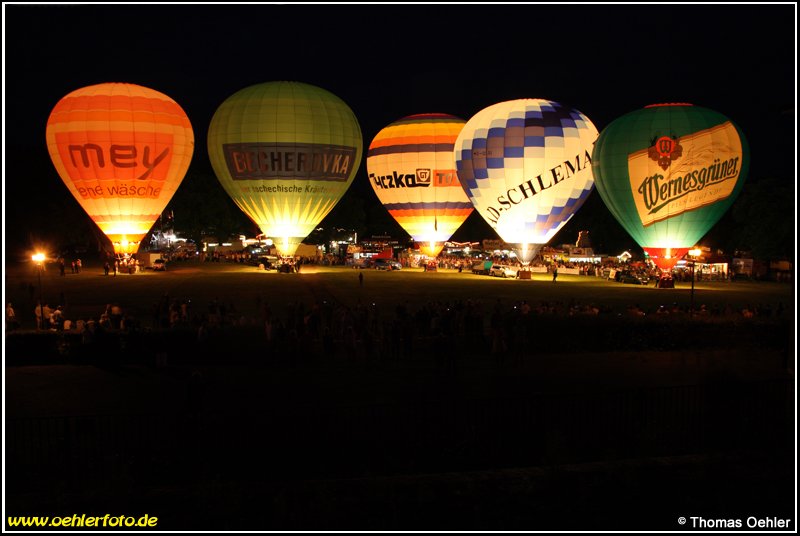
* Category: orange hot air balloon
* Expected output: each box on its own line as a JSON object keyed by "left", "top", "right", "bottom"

{"left": 46, "top": 83, "right": 194, "bottom": 255}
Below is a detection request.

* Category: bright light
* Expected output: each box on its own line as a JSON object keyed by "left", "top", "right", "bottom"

{"left": 32, "top": 253, "right": 45, "bottom": 263}
{"left": 689, "top": 248, "right": 702, "bottom": 257}
{"left": 419, "top": 241, "right": 444, "bottom": 258}
{"left": 112, "top": 237, "right": 141, "bottom": 255}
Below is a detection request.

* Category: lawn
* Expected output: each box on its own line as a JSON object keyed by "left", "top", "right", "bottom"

{"left": 4, "top": 258, "right": 794, "bottom": 327}
{"left": 3, "top": 258, "right": 796, "bottom": 531}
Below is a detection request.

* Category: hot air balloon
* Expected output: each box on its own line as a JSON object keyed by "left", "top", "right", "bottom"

{"left": 46, "top": 83, "right": 194, "bottom": 255}
{"left": 207, "top": 81, "right": 362, "bottom": 257}
{"left": 454, "top": 99, "right": 598, "bottom": 264}
{"left": 591, "top": 103, "right": 749, "bottom": 275}
{"left": 367, "top": 113, "right": 473, "bottom": 258}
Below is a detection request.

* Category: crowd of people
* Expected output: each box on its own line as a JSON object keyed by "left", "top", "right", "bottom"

{"left": 6, "top": 285, "right": 788, "bottom": 373}
{"left": 5, "top": 249, "right": 789, "bottom": 373}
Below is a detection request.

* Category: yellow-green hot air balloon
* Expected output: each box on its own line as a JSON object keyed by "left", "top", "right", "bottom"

{"left": 207, "top": 81, "right": 363, "bottom": 257}
{"left": 367, "top": 113, "right": 473, "bottom": 258}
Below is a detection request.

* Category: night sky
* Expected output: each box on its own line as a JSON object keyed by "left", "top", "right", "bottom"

{"left": 3, "top": 3, "right": 796, "bottom": 255}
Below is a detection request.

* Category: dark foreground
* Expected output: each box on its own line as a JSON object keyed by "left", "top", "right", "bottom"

{"left": 5, "top": 318, "right": 796, "bottom": 531}
{"left": 4, "top": 263, "right": 796, "bottom": 531}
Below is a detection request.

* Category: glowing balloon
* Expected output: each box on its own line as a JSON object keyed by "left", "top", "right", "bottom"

{"left": 454, "top": 99, "right": 598, "bottom": 264}
{"left": 367, "top": 113, "right": 473, "bottom": 258}
{"left": 207, "top": 81, "right": 362, "bottom": 257}
{"left": 591, "top": 103, "right": 749, "bottom": 270}
{"left": 46, "top": 82, "right": 194, "bottom": 255}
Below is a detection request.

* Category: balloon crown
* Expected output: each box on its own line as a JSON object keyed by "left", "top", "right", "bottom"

{"left": 644, "top": 102, "right": 694, "bottom": 108}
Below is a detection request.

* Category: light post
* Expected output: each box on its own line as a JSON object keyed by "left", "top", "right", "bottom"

{"left": 32, "top": 253, "right": 45, "bottom": 329}
{"left": 688, "top": 248, "right": 702, "bottom": 316}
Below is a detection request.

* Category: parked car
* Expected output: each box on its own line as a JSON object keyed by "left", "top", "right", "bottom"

{"left": 372, "top": 259, "right": 402, "bottom": 271}
{"left": 152, "top": 258, "right": 167, "bottom": 271}
{"left": 616, "top": 270, "right": 647, "bottom": 285}
{"left": 489, "top": 264, "right": 516, "bottom": 278}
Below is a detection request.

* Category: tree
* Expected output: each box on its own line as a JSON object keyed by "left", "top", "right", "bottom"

{"left": 730, "top": 177, "right": 795, "bottom": 260}
{"left": 166, "top": 169, "right": 255, "bottom": 245}
{"left": 316, "top": 191, "right": 368, "bottom": 241}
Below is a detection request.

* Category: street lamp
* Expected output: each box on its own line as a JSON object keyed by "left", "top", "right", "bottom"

{"left": 32, "top": 253, "right": 45, "bottom": 329}
{"left": 688, "top": 248, "right": 702, "bottom": 316}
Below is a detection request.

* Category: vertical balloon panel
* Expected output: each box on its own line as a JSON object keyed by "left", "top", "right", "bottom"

{"left": 367, "top": 113, "right": 473, "bottom": 258}
{"left": 207, "top": 81, "right": 362, "bottom": 257}
{"left": 46, "top": 83, "right": 194, "bottom": 254}
{"left": 455, "top": 99, "right": 598, "bottom": 264}
{"left": 591, "top": 103, "right": 749, "bottom": 269}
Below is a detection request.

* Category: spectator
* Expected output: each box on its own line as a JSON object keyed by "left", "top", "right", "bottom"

{"left": 6, "top": 303, "right": 19, "bottom": 331}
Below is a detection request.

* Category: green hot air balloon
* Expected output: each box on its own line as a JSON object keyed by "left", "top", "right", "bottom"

{"left": 592, "top": 103, "right": 749, "bottom": 271}
{"left": 208, "top": 81, "right": 363, "bottom": 257}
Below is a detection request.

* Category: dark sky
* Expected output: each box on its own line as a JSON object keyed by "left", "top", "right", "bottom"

{"left": 3, "top": 3, "right": 796, "bottom": 254}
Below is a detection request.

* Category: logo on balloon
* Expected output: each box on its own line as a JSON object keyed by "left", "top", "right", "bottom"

{"left": 648, "top": 136, "right": 683, "bottom": 170}
{"left": 416, "top": 169, "right": 431, "bottom": 184}
{"left": 55, "top": 135, "right": 173, "bottom": 184}
{"left": 223, "top": 143, "right": 356, "bottom": 182}
{"left": 629, "top": 122, "right": 743, "bottom": 226}
{"left": 485, "top": 149, "right": 593, "bottom": 225}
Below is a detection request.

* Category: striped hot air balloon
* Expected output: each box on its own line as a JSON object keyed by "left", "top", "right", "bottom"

{"left": 46, "top": 82, "right": 194, "bottom": 255}
{"left": 367, "top": 113, "right": 473, "bottom": 258}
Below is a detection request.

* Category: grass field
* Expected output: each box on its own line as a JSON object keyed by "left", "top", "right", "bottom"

{"left": 4, "top": 258, "right": 794, "bottom": 327}
{"left": 3, "top": 258, "right": 796, "bottom": 530}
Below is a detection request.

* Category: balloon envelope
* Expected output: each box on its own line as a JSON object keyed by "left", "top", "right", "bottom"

{"left": 454, "top": 99, "right": 598, "bottom": 264}
{"left": 46, "top": 82, "right": 194, "bottom": 254}
{"left": 367, "top": 113, "right": 473, "bottom": 258}
{"left": 591, "top": 103, "right": 749, "bottom": 269}
{"left": 207, "top": 81, "right": 362, "bottom": 257}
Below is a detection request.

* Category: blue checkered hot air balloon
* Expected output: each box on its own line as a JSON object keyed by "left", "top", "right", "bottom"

{"left": 454, "top": 99, "right": 598, "bottom": 264}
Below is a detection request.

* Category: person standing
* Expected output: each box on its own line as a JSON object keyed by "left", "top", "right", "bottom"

{"left": 358, "top": 271, "right": 364, "bottom": 287}
{"left": 34, "top": 302, "right": 43, "bottom": 329}
{"left": 52, "top": 306, "right": 64, "bottom": 331}
{"left": 6, "top": 303, "right": 19, "bottom": 331}
{"left": 42, "top": 304, "right": 54, "bottom": 329}
{"left": 552, "top": 265, "right": 558, "bottom": 282}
